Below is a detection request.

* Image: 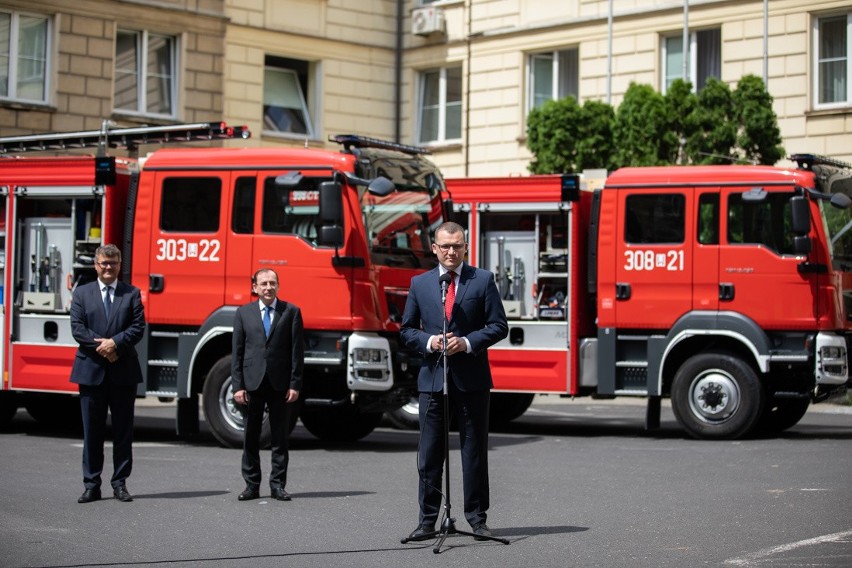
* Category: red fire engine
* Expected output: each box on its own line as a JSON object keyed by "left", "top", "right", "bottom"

{"left": 390, "top": 158, "right": 852, "bottom": 439}
{"left": 0, "top": 123, "right": 447, "bottom": 446}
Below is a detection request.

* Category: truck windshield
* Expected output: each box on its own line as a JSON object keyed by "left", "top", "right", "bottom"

{"left": 362, "top": 188, "right": 442, "bottom": 269}
{"left": 821, "top": 198, "right": 852, "bottom": 262}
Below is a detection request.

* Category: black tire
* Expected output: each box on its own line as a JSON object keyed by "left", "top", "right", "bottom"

{"left": 24, "top": 393, "right": 82, "bottom": 431}
{"left": 670, "top": 353, "right": 764, "bottom": 440}
{"left": 202, "top": 356, "right": 272, "bottom": 449}
{"left": 755, "top": 398, "right": 810, "bottom": 434}
{"left": 0, "top": 391, "right": 18, "bottom": 427}
{"left": 489, "top": 393, "right": 535, "bottom": 427}
{"left": 386, "top": 397, "right": 420, "bottom": 430}
{"left": 300, "top": 405, "right": 382, "bottom": 442}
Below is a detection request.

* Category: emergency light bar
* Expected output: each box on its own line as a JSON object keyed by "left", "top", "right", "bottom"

{"left": 330, "top": 134, "right": 431, "bottom": 155}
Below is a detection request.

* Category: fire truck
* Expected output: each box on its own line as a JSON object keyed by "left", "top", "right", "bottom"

{"left": 388, "top": 158, "right": 852, "bottom": 439}
{"left": 0, "top": 122, "right": 447, "bottom": 446}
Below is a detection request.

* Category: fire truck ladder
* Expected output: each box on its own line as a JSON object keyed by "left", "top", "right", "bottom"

{"left": 0, "top": 121, "right": 251, "bottom": 156}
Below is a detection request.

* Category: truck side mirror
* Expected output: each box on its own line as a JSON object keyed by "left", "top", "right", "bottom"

{"left": 790, "top": 195, "right": 810, "bottom": 235}
{"left": 318, "top": 181, "right": 344, "bottom": 247}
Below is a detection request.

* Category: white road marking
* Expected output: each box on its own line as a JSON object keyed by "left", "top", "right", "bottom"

{"left": 724, "top": 529, "right": 852, "bottom": 566}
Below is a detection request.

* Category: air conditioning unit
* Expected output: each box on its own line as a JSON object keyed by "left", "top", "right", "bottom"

{"left": 411, "top": 6, "right": 445, "bottom": 36}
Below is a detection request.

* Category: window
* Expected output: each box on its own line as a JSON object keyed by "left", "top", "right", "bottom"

{"left": 232, "top": 177, "right": 256, "bottom": 234}
{"left": 0, "top": 10, "right": 49, "bottom": 103}
{"left": 625, "top": 194, "right": 685, "bottom": 244}
{"left": 727, "top": 192, "right": 794, "bottom": 254}
{"left": 261, "top": 176, "right": 322, "bottom": 242}
{"left": 418, "top": 66, "right": 461, "bottom": 144}
{"left": 114, "top": 30, "right": 177, "bottom": 117}
{"left": 529, "top": 48, "right": 578, "bottom": 110}
{"left": 698, "top": 193, "right": 720, "bottom": 245}
{"left": 662, "top": 28, "right": 721, "bottom": 92}
{"left": 264, "top": 56, "right": 315, "bottom": 138}
{"left": 160, "top": 178, "right": 221, "bottom": 232}
{"left": 814, "top": 13, "right": 850, "bottom": 108}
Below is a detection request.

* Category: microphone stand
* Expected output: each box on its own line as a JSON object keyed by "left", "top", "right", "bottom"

{"left": 402, "top": 275, "right": 509, "bottom": 553}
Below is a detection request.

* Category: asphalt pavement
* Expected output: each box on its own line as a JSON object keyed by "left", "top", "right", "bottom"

{"left": 1, "top": 396, "right": 851, "bottom": 568}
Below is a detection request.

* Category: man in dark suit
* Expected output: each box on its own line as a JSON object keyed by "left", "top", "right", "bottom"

{"left": 232, "top": 268, "right": 304, "bottom": 501}
{"left": 400, "top": 221, "right": 508, "bottom": 541}
{"left": 70, "top": 244, "right": 146, "bottom": 504}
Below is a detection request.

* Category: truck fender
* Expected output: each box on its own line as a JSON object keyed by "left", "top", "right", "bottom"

{"left": 177, "top": 306, "right": 238, "bottom": 398}
{"left": 656, "top": 310, "right": 771, "bottom": 393}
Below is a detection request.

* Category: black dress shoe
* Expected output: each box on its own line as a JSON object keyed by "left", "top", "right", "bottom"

{"left": 77, "top": 489, "right": 101, "bottom": 504}
{"left": 406, "top": 524, "right": 436, "bottom": 542}
{"left": 270, "top": 487, "right": 292, "bottom": 501}
{"left": 472, "top": 522, "right": 492, "bottom": 541}
{"left": 113, "top": 486, "right": 133, "bottom": 502}
{"left": 238, "top": 487, "right": 260, "bottom": 501}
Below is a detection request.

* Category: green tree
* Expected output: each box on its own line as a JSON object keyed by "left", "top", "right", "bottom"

{"left": 685, "top": 77, "right": 738, "bottom": 164}
{"left": 526, "top": 96, "right": 583, "bottom": 174}
{"left": 526, "top": 96, "right": 615, "bottom": 173}
{"left": 733, "top": 74, "right": 784, "bottom": 165}
{"left": 612, "top": 82, "right": 668, "bottom": 168}
{"left": 575, "top": 100, "right": 616, "bottom": 171}
{"left": 663, "top": 79, "right": 697, "bottom": 164}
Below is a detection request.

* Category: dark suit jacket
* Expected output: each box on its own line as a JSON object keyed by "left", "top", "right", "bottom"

{"left": 69, "top": 280, "right": 146, "bottom": 386}
{"left": 232, "top": 299, "right": 304, "bottom": 393}
{"left": 401, "top": 263, "right": 508, "bottom": 393}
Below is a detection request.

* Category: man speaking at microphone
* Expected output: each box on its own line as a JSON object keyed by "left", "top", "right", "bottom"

{"left": 400, "top": 221, "right": 508, "bottom": 541}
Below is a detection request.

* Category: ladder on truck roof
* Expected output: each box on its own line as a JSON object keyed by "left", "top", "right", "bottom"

{"left": 0, "top": 121, "right": 251, "bottom": 155}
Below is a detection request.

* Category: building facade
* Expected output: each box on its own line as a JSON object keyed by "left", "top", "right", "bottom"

{"left": 1, "top": 0, "right": 850, "bottom": 176}
{"left": 0, "top": 0, "right": 227, "bottom": 136}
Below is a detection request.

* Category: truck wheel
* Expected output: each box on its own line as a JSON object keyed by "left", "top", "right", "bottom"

{"left": 300, "top": 405, "right": 382, "bottom": 442}
{"left": 386, "top": 397, "right": 420, "bottom": 430}
{"left": 24, "top": 393, "right": 82, "bottom": 431}
{"left": 755, "top": 398, "right": 810, "bottom": 434}
{"left": 489, "top": 393, "right": 535, "bottom": 427}
{"left": 202, "top": 356, "right": 272, "bottom": 449}
{"left": 671, "top": 353, "right": 764, "bottom": 440}
{"left": 0, "top": 391, "right": 18, "bottom": 427}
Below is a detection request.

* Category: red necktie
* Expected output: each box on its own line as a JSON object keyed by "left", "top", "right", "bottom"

{"left": 445, "top": 275, "right": 455, "bottom": 321}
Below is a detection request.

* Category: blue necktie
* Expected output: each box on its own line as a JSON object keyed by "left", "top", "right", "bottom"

{"left": 103, "top": 286, "right": 112, "bottom": 318}
{"left": 263, "top": 305, "right": 272, "bottom": 337}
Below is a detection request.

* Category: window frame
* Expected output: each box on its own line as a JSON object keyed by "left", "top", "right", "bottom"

{"left": 813, "top": 12, "right": 851, "bottom": 110}
{"left": 114, "top": 29, "right": 178, "bottom": 119}
{"left": 417, "top": 65, "right": 462, "bottom": 145}
{"left": 262, "top": 55, "right": 318, "bottom": 140}
{"left": 661, "top": 28, "right": 721, "bottom": 93}
{"left": 0, "top": 9, "right": 50, "bottom": 104}
{"left": 527, "top": 47, "right": 579, "bottom": 112}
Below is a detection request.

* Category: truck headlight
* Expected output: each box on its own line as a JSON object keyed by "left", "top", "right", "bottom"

{"left": 346, "top": 333, "right": 394, "bottom": 391}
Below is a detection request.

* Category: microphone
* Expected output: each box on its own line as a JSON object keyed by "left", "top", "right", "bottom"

{"left": 439, "top": 272, "right": 452, "bottom": 304}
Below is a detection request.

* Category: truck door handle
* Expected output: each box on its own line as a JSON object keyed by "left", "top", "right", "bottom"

{"left": 150, "top": 274, "right": 164, "bottom": 293}
{"left": 719, "top": 283, "right": 735, "bottom": 301}
{"left": 616, "top": 283, "right": 631, "bottom": 300}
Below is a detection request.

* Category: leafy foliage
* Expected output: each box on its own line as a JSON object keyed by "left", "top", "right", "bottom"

{"left": 732, "top": 74, "right": 784, "bottom": 165}
{"left": 612, "top": 83, "right": 668, "bottom": 168}
{"left": 525, "top": 75, "right": 785, "bottom": 172}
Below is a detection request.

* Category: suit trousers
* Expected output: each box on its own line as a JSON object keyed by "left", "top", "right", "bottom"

{"left": 418, "top": 381, "right": 490, "bottom": 527}
{"left": 241, "top": 377, "right": 290, "bottom": 489}
{"left": 78, "top": 375, "right": 136, "bottom": 490}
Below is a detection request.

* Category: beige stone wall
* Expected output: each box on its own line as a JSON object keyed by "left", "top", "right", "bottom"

{"left": 0, "top": 0, "right": 226, "bottom": 139}
{"left": 2, "top": 0, "right": 849, "bottom": 176}
{"left": 408, "top": 0, "right": 852, "bottom": 177}
{"left": 224, "top": 0, "right": 400, "bottom": 149}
